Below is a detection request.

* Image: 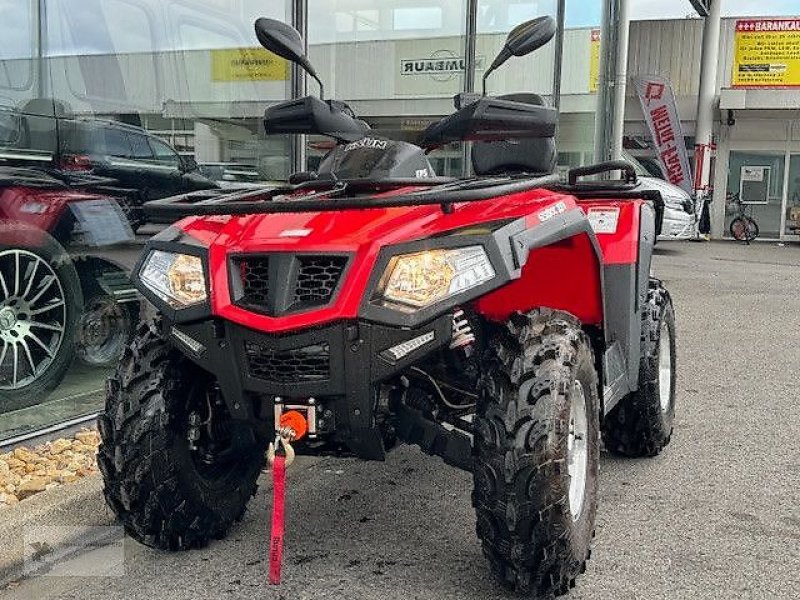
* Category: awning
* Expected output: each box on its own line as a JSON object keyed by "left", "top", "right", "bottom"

{"left": 720, "top": 88, "right": 800, "bottom": 111}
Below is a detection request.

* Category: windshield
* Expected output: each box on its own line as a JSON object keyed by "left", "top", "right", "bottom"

{"left": 621, "top": 150, "right": 652, "bottom": 178}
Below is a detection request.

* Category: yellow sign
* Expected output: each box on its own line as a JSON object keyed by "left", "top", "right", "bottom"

{"left": 732, "top": 19, "right": 800, "bottom": 88}
{"left": 211, "top": 47, "right": 289, "bottom": 82}
{"left": 589, "top": 29, "right": 601, "bottom": 94}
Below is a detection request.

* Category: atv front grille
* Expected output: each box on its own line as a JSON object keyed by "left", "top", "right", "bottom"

{"left": 238, "top": 257, "right": 270, "bottom": 307}
{"left": 244, "top": 341, "right": 331, "bottom": 383}
{"left": 232, "top": 254, "right": 349, "bottom": 315}
{"left": 290, "top": 256, "right": 348, "bottom": 311}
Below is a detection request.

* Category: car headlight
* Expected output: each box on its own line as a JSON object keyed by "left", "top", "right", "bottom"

{"left": 377, "top": 245, "right": 495, "bottom": 310}
{"left": 139, "top": 250, "right": 207, "bottom": 308}
{"left": 20, "top": 201, "right": 50, "bottom": 214}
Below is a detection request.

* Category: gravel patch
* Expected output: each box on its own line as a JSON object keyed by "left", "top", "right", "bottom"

{"left": 0, "top": 430, "right": 100, "bottom": 509}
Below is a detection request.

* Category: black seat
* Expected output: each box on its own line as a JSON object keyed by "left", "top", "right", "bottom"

{"left": 471, "top": 93, "right": 556, "bottom": 176}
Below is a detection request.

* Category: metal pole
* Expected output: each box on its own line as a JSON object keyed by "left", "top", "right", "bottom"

{"left": 693, "top": 0, "right": 722, "bottom": 236}
{"left": 290, "top": 0, "right": 308, "bottom": 174}
{"left": 594, "top": 0, "right": 630, "bottom": 164}
{"left": 35, "top": 0, "right": 47, "bottom": 99}
{"left": 464, "top": 0, "right": 478, "bottom": 94}
{"left": 552, "top": 0, "right": 566, "bottom": 111}
{"left": 462, "top": 0, "right": 478, "bottom": 177}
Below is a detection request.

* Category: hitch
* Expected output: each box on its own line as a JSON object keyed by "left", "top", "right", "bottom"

{"left": 395, "top": 403, "right": 473, "bottom": 472}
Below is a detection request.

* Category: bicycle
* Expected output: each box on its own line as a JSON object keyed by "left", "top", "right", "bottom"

{"left": 727, "top": 192, "right": 759, "bottom": 243}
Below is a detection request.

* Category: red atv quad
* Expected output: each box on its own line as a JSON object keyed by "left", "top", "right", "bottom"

{"left": 99, "top": 16, "right": 676, "bottom": 598}
{"left": 0, "top": 167, "right": 139, "bottom": 412}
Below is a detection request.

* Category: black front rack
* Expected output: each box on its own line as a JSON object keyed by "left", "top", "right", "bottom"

{"left": 144, "top": 161, "right": 646, "bottom": 222}
{"left": 144, "top": 174, "right": 562, "bottom": 222}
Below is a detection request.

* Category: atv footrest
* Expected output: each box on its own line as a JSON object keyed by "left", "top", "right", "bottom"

{"left": 396, "top": 404, "right": 473, "bottom": 472}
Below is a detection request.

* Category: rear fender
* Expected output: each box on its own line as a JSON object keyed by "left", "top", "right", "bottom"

{"left": 582, "top": 199, "right": 657, "bottom": 412}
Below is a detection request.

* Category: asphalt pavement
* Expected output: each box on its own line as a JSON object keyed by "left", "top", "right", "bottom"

{"left": 3, "top": 240, "right": 800, "bottom": 600}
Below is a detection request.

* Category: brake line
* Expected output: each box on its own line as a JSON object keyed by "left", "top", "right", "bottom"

{"left": 408, "top": 366, "right": 477, "bottom": 409}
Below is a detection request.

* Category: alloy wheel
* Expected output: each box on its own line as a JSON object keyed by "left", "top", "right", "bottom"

{"left": 0, "top": 250, "right": 67, "bottom": 390}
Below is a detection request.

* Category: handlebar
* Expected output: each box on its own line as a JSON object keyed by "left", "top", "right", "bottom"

{"left": 567, "top": 161, "right": 637, "bottom": 186}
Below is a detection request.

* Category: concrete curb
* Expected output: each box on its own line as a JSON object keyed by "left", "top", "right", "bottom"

{"left": 0, "top": 474, "right": 114, "bottom": 588}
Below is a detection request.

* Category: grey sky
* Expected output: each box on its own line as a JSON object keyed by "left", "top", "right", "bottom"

{"left": 631, "top": 0, "right": 799, "bottom": 20}
{"left": 1, "top": 0, "right": 798, "bottom": 60}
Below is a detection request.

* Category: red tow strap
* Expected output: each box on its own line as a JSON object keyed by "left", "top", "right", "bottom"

{"left": 269, "top": 455, "right": 286, "bottom": 585}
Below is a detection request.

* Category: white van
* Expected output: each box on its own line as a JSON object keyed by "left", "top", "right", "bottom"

{"left": 623, "top": 152, "right": 696, "bottom": 240}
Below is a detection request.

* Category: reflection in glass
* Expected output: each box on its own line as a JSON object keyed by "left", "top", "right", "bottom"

{"left": 0, "top": 0, "right": 293, "bottom": 441}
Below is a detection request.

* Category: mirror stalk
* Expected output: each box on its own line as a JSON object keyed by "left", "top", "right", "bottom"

{"left": 310, "top": 72, "right": 325, "bottom": 101}
{"left": 482, "top": 48, "right": 512, "bottom": 95}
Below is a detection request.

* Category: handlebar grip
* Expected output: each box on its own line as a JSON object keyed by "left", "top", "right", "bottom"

{"left": 568, "top": 161, "right": 637, "bottom": 186}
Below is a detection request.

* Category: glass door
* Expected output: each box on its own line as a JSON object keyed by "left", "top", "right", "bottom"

{"left": 785, "top": 155, "right": 800, "bottom": 238}
{"left": 726, "top": 151, "right": 786, "bottom": 239}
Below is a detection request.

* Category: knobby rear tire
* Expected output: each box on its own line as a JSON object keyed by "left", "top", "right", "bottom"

{"left": 602, "top": 279, "right": 676, "bottom": 457}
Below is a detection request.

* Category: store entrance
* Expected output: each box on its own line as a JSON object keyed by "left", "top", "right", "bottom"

{"left": 726, "top": 151, "right": 785, "bottom": 239}
{"left": 785, "top": 155, "right": 800, "bottom": 238}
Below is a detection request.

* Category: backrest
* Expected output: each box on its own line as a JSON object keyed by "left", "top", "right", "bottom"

{"left": 470, "top": 93, "right": 556, "bottom": 176}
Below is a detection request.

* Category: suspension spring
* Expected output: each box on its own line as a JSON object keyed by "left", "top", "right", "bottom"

{"left": 450, "top": 309, "right": 475, "bottom": 350}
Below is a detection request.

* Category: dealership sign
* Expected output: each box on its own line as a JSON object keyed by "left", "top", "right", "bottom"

{"left": 634, "top": 75, "right": 693, "bottom": 194}
{"left": 589, "top": 29, "right": 601, "bottom": 94}
{"left": 733, "top": 19, "right": 800, "bottom": 88}
{"left": 211, "top": 47, "right": 288, "bottom": 82}
{"left": 400, "top": 51, "right": 484, "bottom": 82}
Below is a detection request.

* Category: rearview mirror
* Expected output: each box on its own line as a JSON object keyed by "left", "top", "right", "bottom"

{"left": 506, "top": 16, "right": 557, "bottom": 57}
{"left": 482, "top": 16, "right": 556, "bottom": 94}
{"left": 182, "top": 156, "right": 198, "bottom": 172}
{"left": 254, "top": 18, "right": 325, "bottom": 98}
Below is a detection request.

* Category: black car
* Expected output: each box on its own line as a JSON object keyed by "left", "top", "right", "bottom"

{"left": 2, "top": 102, "right": 218, "bottom": 229}
{"left": 57, "top": 119, "right": 217, "bottom": 226}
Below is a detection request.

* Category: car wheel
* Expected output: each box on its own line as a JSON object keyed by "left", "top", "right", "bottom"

{"left": 0, "top": 236, "right": 82, "bottom": 413}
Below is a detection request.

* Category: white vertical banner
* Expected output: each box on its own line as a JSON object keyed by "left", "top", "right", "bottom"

{"left": 633, "top": 75, "right": 693, "bottom": 194}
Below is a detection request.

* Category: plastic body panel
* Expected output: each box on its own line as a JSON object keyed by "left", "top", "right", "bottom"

{"left": 473, "top": 231, "right": 604, "bottom": 325}
{"left": 139, "top": 184, "right": 660, "bottom": 458}
{"left": 0, "top": 186, "right": 103, "bottom": 240}
{"left": 171, "top": 186, "right": 578, "bottom": 334}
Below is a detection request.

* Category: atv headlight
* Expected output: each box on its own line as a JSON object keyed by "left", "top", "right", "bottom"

{"left": 378, "top": 246, "right": 495, "bottom": 309}
{"left": 139, "top": 250, "right": 207, "bottom": 308}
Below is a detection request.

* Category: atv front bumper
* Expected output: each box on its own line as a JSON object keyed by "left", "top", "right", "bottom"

{"left": 163, "top": 314, "right": 453, "bottom": 459}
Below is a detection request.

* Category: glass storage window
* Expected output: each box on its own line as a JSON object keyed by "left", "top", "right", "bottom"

{"left": 307, "top": 0, "right": 469, "bottom": 177}
{"left": 0, "top": 0, "right": 292, "bottom": 444}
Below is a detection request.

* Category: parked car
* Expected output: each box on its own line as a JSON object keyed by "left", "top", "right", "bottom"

{"left": 57, "top": 119, "right": 218, "bottom": 228}
{"left": 0, "top": 167, "right": 140, "bottom": 413}
{"left": 623, "top": 151, "right": 696, "bottom": 240}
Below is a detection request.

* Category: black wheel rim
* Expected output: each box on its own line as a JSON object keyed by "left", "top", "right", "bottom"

{"left": 183, "top": 381, "right": 241, "bottom": 485}
{"left": 77, "top": 297, "right": 130, "bottom": 367}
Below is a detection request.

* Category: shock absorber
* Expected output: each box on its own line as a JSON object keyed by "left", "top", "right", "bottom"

{"left": 450, "top": 309, "right": 475, "bottom": 353}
